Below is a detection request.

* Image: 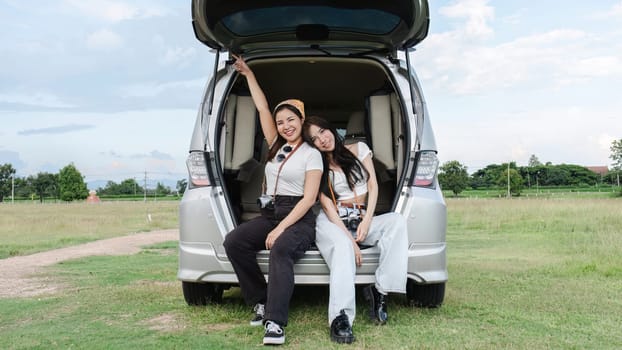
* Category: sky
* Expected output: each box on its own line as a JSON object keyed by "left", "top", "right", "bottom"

{"left": 1, "top": 1, "right": 621, "bottom": 189}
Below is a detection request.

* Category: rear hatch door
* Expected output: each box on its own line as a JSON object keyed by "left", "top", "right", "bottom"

{"left": 191, "top": 0, "right": 429, "bottom": 53}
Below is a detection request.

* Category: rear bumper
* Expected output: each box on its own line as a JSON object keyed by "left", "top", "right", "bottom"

{"left": 177, "top": 240, "right": 447, "bottom": 285}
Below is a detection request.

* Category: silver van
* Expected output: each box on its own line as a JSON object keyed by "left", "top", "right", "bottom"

{"left": 178, "top": 0, "right": 447, "bottom": 308}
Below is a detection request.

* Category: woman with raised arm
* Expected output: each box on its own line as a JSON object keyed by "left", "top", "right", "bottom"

{"left": 303, "top": 116, "right": 408, "bottom": 344}
{"left": 223, "top": 55, "right": 323, "bottom": 346}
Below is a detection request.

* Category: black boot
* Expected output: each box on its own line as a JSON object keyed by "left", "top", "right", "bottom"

{"left": 363, "top": 285, "right": 388, "bottom": 324}
{"left": 330, "top": 309, "right": 355, "bottom": 344}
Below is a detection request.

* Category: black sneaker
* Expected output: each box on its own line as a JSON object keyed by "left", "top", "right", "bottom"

{"left": 250, "top": 303, "right": 265, "bottom": 326}
{"left": 330, "top": 309, "right": 355, "bottom": 344}
{"left": 263, "top": 320, "right": 285, "bottom": 345}
{"left": 363, "top": 285, "right": 388, "bottom": 325}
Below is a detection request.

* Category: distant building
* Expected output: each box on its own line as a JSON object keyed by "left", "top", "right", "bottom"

{"left": 86, "top": 190, "right": 101, "bottom": 203}
{"left": 586, "top": 166, "right": 609, "bottom": 177}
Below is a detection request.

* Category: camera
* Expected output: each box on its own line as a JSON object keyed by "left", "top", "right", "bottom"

{"left": 341, "top": 210, "right": 361, "bottom": 232}
{"left": 257, "top": 194, "right": 274, "bottom": 210}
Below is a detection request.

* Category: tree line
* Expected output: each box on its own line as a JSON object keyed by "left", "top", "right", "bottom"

{"left": 0, "top": 163, "right": 187, "bottom": 202}
{"left": 0, "top": 163, "right": 88, "bottom": 202}
{"left": 439, "top": 138, "right": 622, "bottom": 197}
{"left": 95, "top": 178, "right": 187, "bottom": 197}
{"left": 3, "top": 139, "right": 621, "bottom": 201}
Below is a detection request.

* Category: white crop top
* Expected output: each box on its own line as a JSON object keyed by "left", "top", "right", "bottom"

{"left": 265, "top": 142, "right": 323, "bottom": 196}
{"left": 330, "top": 142, "right": 372, "bottom": 200}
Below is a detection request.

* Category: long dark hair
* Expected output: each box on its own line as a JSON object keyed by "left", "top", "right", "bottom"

{"left": 266, "top": 104, "right": 304, "bottom": 161}
{"left": 303, "top": 116, "right": 369, "bottom": 193}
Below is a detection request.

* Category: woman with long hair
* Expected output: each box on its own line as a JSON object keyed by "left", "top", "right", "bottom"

{"left": 223, "top": 55, "right": 323, "bottom": 346}
{"left": 303, "top": 115, "right": 408, "bottom": 344}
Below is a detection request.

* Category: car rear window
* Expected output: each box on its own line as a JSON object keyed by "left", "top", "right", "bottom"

{"left": 221, "top": 6, "right": 401, "bottom": 36}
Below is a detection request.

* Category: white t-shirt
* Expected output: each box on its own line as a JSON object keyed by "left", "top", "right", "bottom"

{"left": 265, "top": 142, "right": 323, "bottom": 196}
{"left": 331, "top": 142, "right": 372, "bottom": 200}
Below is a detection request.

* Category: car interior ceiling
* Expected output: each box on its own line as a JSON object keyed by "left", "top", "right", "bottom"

{"left": 237, "top": 58, "right": 392, "bottom": 124}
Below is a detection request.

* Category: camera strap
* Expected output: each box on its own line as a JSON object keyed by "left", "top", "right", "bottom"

{"left": 327, "top": 172, "right": 339, "bottom": 207}
{"left": 262, "top": 140, "right": 303, "bottom": 196}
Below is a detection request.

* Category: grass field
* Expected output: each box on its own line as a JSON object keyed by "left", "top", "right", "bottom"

{"left": 443, "top": 186, "right": 621, "bottom": 199}
{"left": 0, "top": 201, "right": 179, "bottom": 259}
{"left": 1, "top": 197, "right": 621, "bottom": 349}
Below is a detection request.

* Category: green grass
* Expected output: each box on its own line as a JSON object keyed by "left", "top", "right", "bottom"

{"left": 1, "top": 198, "right": 622, "bottom": 349}
{"left": 0, "top": 201, "right": 179, "bottom": 259}
{"left": 444, "top": 198, "right": 622, "bottom": 349}
{"left": 445, "top": 186, "right": 620, "bottom": 199}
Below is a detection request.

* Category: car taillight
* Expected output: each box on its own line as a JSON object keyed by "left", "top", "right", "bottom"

{"left": 186, "top": 152, "right": 211, "bottom": 187}
{"left": 412, "top": 151, "right": 439, "bottom": 188}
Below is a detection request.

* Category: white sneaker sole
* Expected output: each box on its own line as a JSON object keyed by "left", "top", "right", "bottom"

{"left": 250, "top": 319, "right": 263, "bottom": 326}
{"left": 263, "top": 336, "right": 285, "bottom": 345}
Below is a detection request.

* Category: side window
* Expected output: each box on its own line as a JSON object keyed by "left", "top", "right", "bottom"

{"left": 336, "top": 128, "right": 346, "bottom": 139}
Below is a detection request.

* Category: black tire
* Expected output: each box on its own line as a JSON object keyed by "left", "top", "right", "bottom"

{"left": 182, "top": 281, "right": 224, "bottom": 305}
{"left": 406, "top": 280, "right": 445, "bottom": 308}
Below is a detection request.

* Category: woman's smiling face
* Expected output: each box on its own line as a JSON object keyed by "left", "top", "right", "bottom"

{"left": 307, "top": 124, "right": 335, "bottom": 152}
{"left": 275, "top": 108, "right": 303, "bottom": 143}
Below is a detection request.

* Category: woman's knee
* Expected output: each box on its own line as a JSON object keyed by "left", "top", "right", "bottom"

{"left": 223, "top": 231, "right": 235, "bottom": 250}
{"left": 223, "top": 228, "right": 247, "bottom": 253}
{"left": 270, "top": 232, "right": 308, "bottom": 259}
{"left": 389, "top": 215, "right": 408, "bottom": 245}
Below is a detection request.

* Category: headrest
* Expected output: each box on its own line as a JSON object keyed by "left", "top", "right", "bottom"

{"left": 346, "top": 111, "right": 365, "bottom": 136}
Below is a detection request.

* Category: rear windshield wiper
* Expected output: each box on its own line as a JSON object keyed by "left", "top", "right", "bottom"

{"left": 310, "top": 44, "right": 332, "bottom": 56}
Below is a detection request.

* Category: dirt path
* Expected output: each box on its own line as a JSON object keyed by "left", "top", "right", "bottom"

{"left": 0, "top": 229, "right": 178, "bottom": 299}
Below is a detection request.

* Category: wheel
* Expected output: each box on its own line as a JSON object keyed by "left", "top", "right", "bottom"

{"left": 406, "top": 280, "right": 445, "bottom": 308}
{"left": 182, "top": 281, "right": 224, "bottom": 305}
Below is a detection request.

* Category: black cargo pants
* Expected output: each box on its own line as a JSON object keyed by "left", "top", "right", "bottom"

{"left": 223, "top": 195, "right": 316, "bottom": 326}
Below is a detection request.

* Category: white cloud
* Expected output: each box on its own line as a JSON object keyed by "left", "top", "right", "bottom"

{"left": 565, "top": 56, "right": 622, "bottom": 79}
{"left": 592, "top": 1, "right": 622, "bottom": 19}
{"left": 3, "top": 108, "right": 194, "bottom": 179}
{"left": 18, "top": 124, "right": 94, "bottom": 136}
{"left": 510, "top": 29, "right": 586, "bottom": 46}
{"left": 500, "top": 8, "right": 525, "bottom": 25}
{"left": 13, "top": 41, "right": 62, "bottom": 55}
{"left": 415, "top": 25, "right": 622, "bottom": 95}
{"left": 159, "top": 47, "right": 197, "bottom": 66}
{"left": 131, "top": 150, "right": 174, "bottom": 160}
{"left": 63, "top": 0, "right": 136, "bottom": 22}
{"left": 598, "top": 134, "right": 616, "bottom": 153}
{"left": 511, "top": 144, "right": 528, "bottom": 162}
{"left": 434, "top": 104, "right": 620, "bottom": 169}
{"left": 149, "top": 34, "right": 198, "bottom": 67}
{"left": 0, "top": 92, "right": 76, "bottom": 109}
{"left": 0, "top": 150, "right": 26, "bottom": 170}
{"left": 62, "top": 0, "right": 167, "bottom": 22}
{"left": 439, "top": 0, "right": 495, "bottom": 39}
{"left": 86, "top": 29, "right": 123, "bottom": 51}
{"left": 420, "top": 1, "right": 622, "bottom": 96}
{"left": 119, "top": 79, "right": 205, "bottom": 98}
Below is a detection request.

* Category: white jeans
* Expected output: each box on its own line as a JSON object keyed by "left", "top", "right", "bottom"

{"left": 315, "top": 210, "right": 408, "bottom": 326}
